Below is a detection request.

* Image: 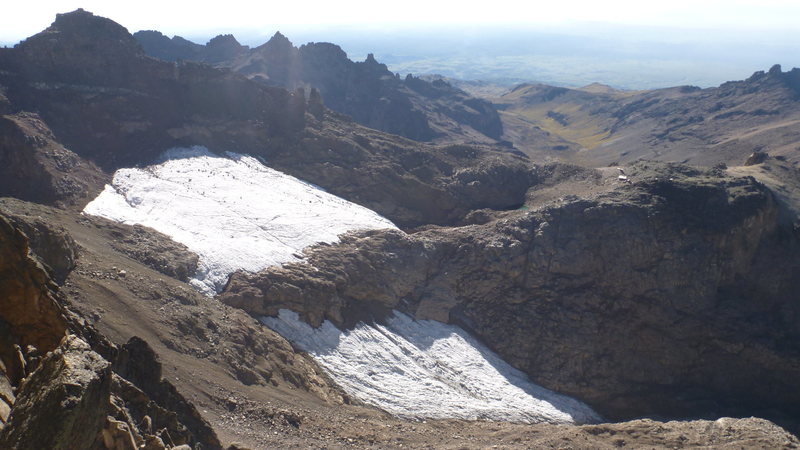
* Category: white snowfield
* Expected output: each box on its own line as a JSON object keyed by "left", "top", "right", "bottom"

{"left": 262, "top": 309, "right": 602, "bottom": 425}
{"left": 83, "top": 146, "right": 397, "bottom": 294}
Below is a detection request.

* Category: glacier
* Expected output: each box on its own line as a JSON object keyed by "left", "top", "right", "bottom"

{"left": 84, "top": 146, "right": 600, "bottom": 425}
{"left": 83, "top": 146, "right": 397, "bottom": 294}
{"left": 262, "top": 309, "right": 602, "bottom": 425}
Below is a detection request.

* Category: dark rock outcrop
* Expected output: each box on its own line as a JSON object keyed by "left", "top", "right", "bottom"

{"left": 0, "top": 113, "right": 106, "bottom": 208}
{"left": 83, "top": 218, "right": 199, "bottom": 282}
{"left": 111, "top": 337, "right": 222, "bottom": 449}
{"left": 0, "top": 215, "right": 68, "bottom": 384}
{"left": 744, "top": 150, "right": 769, "bottom": 166}
{"left": 221, "top": 162, "right": 800, "bottom": 428}
{"left": 0, "top": 213, "right": 69, "bottom": 435}
{"left": 2, "top": 207, "right": 78, "bottom": 284}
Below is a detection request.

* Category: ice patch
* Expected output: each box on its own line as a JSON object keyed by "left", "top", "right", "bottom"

{"left": 83, "top": 146, "right": 397, "bottom": 294}
{"left": 262, "top": 309, "right": 602, "bottom": 425}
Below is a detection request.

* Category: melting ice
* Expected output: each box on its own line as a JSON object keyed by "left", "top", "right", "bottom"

{"left": 263, "top": 309, "right": 602, "bottom": 425}
{"left": 83, "top": 146, "right": 397, "bottom": 294}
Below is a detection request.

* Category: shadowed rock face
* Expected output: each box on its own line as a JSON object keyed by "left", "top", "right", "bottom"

{"left": 134, "top": 30, "right": 504, "bottom": 144}
{"left": 220, "top": 161, "right": 800, "bottom": 428}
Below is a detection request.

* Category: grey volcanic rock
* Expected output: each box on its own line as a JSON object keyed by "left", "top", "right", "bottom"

{"left": 221, "top": 161, "right": 800, "bottom": 427}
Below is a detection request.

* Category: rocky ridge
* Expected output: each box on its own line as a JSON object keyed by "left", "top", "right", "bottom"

{"left": 134, "top": 30, "right": 505, "bottom": 145}
{"left": 0, "top": 10, "right": 530, "bottom": 229}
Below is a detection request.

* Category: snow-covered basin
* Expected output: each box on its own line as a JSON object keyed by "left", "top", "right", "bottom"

{"left": 83, "top": 146, "right": 397, "bottom": 294}
{"left": 263, "top": 309, "right": 602, "bottom": 425}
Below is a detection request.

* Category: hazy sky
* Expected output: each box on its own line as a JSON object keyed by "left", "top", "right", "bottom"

{"left": 3, "top": 0, "right": 800, "bottom": 44}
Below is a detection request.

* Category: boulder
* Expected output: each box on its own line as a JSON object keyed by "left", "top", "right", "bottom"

{"left": 744, "top": 151, "right": 769, "bottom": 166}
{"left": 0, "top": 335, "right": 111, "bottom": 449}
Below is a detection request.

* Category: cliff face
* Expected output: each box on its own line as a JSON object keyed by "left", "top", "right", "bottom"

{"left": 0, "top": 215, "right": 68, "bottom": 388}
{"left": 133, "top": 30, "right": 505, "bottom": 145}
{"left": 220, "top": 161, "right": 800, "bottom": 427}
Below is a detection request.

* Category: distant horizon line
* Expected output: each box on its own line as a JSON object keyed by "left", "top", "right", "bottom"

{"left": 3, "top": 18, "right": 799, "bottom": 47}
{"left": 2, "top": 15, "right": 797, "bottom": 92}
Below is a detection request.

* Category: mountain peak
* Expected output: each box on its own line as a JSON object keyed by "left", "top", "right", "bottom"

{"left": 204, "top": 34, "right": 247, "bottom": 62}
{"left": 266, "top": 31, "right": 293, "bottom": 50}
{"left": 43, "top": 8, "right": 136, "bottom": 47}
{"left": 11, "top": 9, "right": 144, "bottom": 85}
{"left": 206, "top": 34, "right": 242, "bottom": 48}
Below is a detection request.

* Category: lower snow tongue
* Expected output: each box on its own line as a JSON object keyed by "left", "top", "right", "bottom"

{"left": 263, "top": 309, "right": 602, "bottom": 425}
{"left": 83, "top": 146, "right": 397, "bottom": 294}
